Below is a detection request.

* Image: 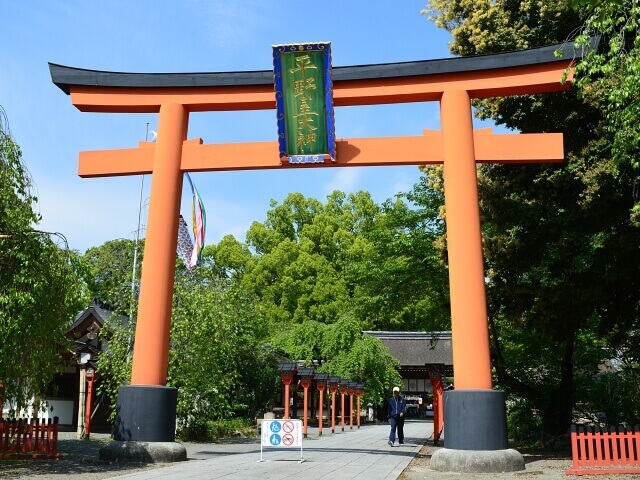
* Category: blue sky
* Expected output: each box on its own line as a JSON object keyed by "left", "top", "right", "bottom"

{"left": 0, "top": 1, "right": 491, "bottom": 253}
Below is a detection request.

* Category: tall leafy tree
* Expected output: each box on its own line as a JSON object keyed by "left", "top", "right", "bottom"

{"left": 569, "top": 0, "right": 640, "bottom": 222}
{"left": 243, "top": 190, "right": 449, "bottom": 332}
{"left": 422, "top": 0, "right": 640, "bottom": 435}
{"left": 0, "top": 107, "right": 85, "bottom": 413}
{"left": 169, "top": 274, "right": 275, "bottom": 427}
{"left": 347, "top": 193, "right": 450, "bottom": 331}
{"left": 83, "top": 238, "right": 144, "bottom": 315}
{"left": 240, "top": 190, "right": 447, "bottom": 405}
{"left": 86, "top": 238, "right": 144, "bottom": 418}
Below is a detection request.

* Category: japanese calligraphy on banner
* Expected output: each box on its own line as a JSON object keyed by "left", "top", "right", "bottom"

{"left": 273, "top": 42, "right": 336, "bottom": 164}
{"left": 261, "top": 419, "right": 303, "bottom": 447}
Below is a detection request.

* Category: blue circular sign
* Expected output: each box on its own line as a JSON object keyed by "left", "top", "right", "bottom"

{"left": 269, "top": 422, "right": 281, "bottom": 433}
{"left": 270, "top": 433, "right": 281, "bottom": 445}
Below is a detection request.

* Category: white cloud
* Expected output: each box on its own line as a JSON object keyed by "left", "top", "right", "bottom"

{"left": 388, "top": 170, "right": 418, "bottom": 199}
{"left": 202, "top": 1, "right": 268, "bottom": 52}
{"left": 34, "top": 176, "right": 145, "bottom": 253}
{"left": 323, "top": 168, "right": 363, "bottom": 198}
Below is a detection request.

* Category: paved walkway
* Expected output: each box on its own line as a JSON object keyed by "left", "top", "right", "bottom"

{"left": 107, "top": 419, "right": 432, "bottom": 480}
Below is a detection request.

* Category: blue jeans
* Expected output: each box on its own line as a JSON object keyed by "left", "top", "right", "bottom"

{"left": 389, "top": 415, "right": 404, "bottom": 443}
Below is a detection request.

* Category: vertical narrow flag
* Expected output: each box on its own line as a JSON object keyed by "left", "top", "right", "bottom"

{"left": 184, "top": 172, "right": 206, "bottom": 269}
{"left": 177, "top": 215, "right": 195, "bottom": 270}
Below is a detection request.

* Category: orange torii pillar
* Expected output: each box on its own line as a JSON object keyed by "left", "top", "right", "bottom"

{"left": 49, "top": 39, "right": 585, "bottom": 468}
{"left": 278, "top": 363, "right": 297, "bottom": 420}
{"left": 84, "top": 368, "right": 97, "bottom": 438}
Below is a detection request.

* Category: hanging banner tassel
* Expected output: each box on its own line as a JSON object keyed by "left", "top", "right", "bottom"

{"left": 177, "top": 215, "right": 195, "bottom": 270}
{"left": 184, "top": 172, "right": 206, "bottom": 269}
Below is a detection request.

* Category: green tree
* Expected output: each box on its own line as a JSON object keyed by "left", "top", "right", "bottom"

{"left": 0, "top": 107, "right": 85, "bottom": 413}
{"left": 320, "top": 316, "right": 403, "bottom": 405}
{"left": 569, "top": 0, "right": 640, "bottom": 222}
{"left": 169, "top": 273, "right": 274, "bottom": 430}
{"left": 346, "top": 193, "right": 449, "bottom": 331}
{"left": 86, "top": 238, "right": 146, "bottom": 421}
{"left": 83, "top": 238, "right": 144, "bottom": 315}
{"left": 422, "top": 0, "right": 640, "bottom": 436}
{"left": 243, "top": 190, "right": 449, "bottom": 333}
{"left": 271, "top": 315, "right": 402, "bottom": 405}
{"left": 240, "top": 190, "right": 447, "bottom": 407}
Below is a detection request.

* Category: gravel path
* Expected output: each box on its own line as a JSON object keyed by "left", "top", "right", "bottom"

{"left": 0, "top": 432, "right": 258, "bottom": 480}
{"left": 3, "top": 432, "right": 640, "bottom": 479}
{"left": 400, "top": 443, "right": 640, "bottom": 480}
{"left": 0, "top": 433, "right": 155, "bottom": 480}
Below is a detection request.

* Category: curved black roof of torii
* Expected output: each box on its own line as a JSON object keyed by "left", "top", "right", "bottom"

{"left": 49, "top": 40, "right": 595, "bottom": 95}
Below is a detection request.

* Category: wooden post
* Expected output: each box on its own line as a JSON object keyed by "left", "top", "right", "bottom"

{"left": 339, "top": 383, "right": 348, "bottom": 432}
{"left": 283, "top": 383, "right": 291, "bottom": 420}
{"left": 84, "top": 369, "right": 96, "bottom": 438}
{"left": 330, "top": 388, "right": 337, "bottom": 433}
{"left": 76, "top": 368, "right": 86, "bottom": 439}
{"left": 302, "top": 384, "right": 309, "bottom": 438}
{"left": 316, "top": 381, "right": 327, "bottom": 436}
{"left": 429, "top": 371, "right": 445, "bottom": 444}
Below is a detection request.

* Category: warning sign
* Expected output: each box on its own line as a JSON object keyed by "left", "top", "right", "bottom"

{"left": 282, "top": 421, "right": 295, "bottom": 433}
{"left": 261, "top": 419, "right": 302, "bottom": 448}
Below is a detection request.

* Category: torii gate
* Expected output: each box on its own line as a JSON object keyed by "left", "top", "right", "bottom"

{"left": 50, "top": 41, "right": 580, "bottom": 468}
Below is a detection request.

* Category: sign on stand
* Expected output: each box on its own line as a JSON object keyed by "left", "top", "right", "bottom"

{"left": 259, "top": 419, "right": 304, "bottom": 463}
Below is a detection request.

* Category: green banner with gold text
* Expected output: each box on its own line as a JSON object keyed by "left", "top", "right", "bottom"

{"left": 280, "top": 51, "right": 328, "bottom": 156}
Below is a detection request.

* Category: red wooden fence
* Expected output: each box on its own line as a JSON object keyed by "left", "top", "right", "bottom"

{"left": 0, "top": 417, "right": 62, "bottom": 459}
{"left": 566, "top": 424, "right": 640, "bottom": 475}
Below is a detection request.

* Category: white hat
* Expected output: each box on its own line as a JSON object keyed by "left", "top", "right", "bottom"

{"left": 393, "top": 386, "right": 400, "bottom": 392}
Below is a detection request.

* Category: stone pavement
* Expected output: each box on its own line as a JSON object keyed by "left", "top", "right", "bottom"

{"left": 106, "top": 419, "right": 432, "bottom": 480}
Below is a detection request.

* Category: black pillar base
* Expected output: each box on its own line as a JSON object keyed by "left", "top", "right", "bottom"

{"left": 113, "top": 385, "right": 178, "bottom": 442}
{"left": 431, "top": 389, "right": 524, "bottom": 473}
{"left": 99, "top": 440, "right": 187, "bottom": 463}
{"left": 443, "top": 389, "right": 508, "bottom": 450}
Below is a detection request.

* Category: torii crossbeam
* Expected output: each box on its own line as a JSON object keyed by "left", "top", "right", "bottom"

{"left": 51, "top": 40, "right": 581, "bottom": 467}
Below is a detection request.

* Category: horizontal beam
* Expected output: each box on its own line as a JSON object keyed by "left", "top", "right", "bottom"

{"left": 66, "top": 62, "right": 573, "bottom": 113}
{"left": 78, "top": 131, "right": 564, "bottom": 178}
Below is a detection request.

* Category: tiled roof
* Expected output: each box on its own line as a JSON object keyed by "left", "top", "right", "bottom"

{"left": 363, "top": 331, "right": 453, "bottom": 367}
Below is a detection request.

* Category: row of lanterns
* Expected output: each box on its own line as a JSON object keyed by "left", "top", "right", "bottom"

{"left": 278, "top": 362, "right": 364, "bottom": 437}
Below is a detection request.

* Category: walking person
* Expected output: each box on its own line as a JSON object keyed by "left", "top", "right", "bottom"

{"left": 387, "top": 386, "right": 406, "bottom": 446}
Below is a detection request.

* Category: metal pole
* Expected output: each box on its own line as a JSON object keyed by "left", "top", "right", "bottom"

{"left": 130, "top": 123, "right": 149, "bottom": 317}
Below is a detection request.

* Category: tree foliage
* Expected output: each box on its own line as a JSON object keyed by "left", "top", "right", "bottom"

{"left": 169, "top": 274, "right": 276, "bottom": 429}
{"left": 569, "top": 0, "right": 640, "bottom": 221}
{"left": 241, "top": 190, "right": 449, "bottom": 332}
{"left": 83, "top": 238, "right": 144, "bottom": 316}
{"left": 422, "top": 0, "right": 640, "bottom": 436}
{"left": 0, "top": 107, "right": 85, "bottom": 413}
{"left": 241, "top": 191, "right": 446, "bottom": 405}
{"left": 90, "top": 185, "right": 450, "bottom": 425}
